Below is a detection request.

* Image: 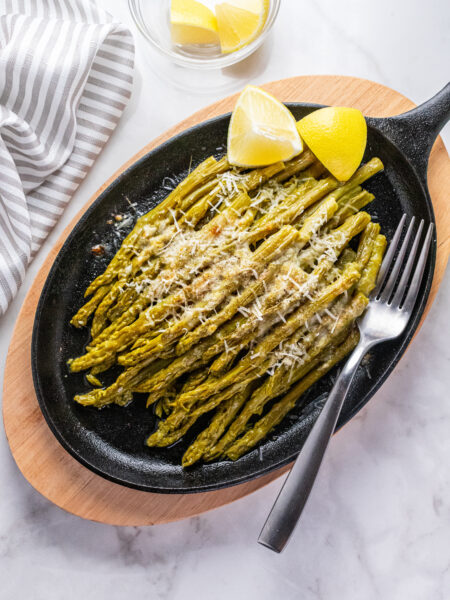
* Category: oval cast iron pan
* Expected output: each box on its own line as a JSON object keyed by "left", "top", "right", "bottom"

{"left": 32, "top": 84, "right": 450, "bottom": 493}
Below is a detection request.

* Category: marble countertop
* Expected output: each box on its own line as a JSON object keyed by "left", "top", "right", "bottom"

{"left": 1, "top": 1, "right": 449, "bottom": 598}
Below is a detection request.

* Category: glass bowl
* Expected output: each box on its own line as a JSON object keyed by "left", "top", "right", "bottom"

{"left": 128, "top": 0, "right": 281, "bottom": 70}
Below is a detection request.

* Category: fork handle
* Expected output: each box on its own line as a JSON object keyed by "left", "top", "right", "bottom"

{"left": 258, "top": 342, "right": 368, "bottom": 553}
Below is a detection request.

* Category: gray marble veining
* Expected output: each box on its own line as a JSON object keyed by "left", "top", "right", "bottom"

{"left": 0, "top": 0, "right": 449, "bottom": 598}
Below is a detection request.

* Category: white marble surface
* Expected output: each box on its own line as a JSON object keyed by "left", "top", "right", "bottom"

{"left": 1, "top": 1, "right": 449, "bottom": 598}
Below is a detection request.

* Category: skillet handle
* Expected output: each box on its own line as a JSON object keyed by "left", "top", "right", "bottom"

{"left": 369, "top": 82, "right": 450, "bottom": 184}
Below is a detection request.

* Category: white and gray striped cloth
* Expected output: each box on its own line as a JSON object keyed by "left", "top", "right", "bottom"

{"left": 0, "top": 0, "right": 134, "bottom": 315}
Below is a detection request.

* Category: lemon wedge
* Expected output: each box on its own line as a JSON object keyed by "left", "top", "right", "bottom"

{"left": 297, "top": 107, "right": 367, "bottom": 181}
{"left": 170, "top": 0, "right": 219, "bottom": 46}
{"left": 228, "top": 85, "right": 303, "bottom": 167}
{"left": 216, "top": 0, "right": 269, "bottom": 53}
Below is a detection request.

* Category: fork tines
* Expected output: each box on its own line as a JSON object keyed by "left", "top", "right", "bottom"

{"left": 374, "top": 214, "right": 434, "bottom": 313}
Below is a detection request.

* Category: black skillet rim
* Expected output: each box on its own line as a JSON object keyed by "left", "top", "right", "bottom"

{"left": 31, "top": 108, "right": 437, "bottom": 494}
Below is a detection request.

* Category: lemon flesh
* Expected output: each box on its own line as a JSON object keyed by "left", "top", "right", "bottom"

{"left": 228, "top": 85, "right": 303, "bottom": 167}
{"left": 297, "top": 107, "right": 367, "bottom": 181}
{"left": 216, "top": 0, "right": 269, "bottom": 53}
{"left": 171, "top": 0, "right": 219, "bottom": 46}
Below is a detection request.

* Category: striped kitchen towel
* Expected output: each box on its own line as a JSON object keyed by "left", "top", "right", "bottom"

{"left": 0, "top": 0, "right": 134, "bottom": 315}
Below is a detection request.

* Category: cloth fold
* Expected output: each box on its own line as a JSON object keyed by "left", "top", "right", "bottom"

{"left": 0, "top": 0, "right": 134, "bottom": 315}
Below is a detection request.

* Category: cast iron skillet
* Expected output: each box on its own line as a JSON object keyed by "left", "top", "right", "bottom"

{"left": 32, "top": 84, "right": 450, "bottom": 493}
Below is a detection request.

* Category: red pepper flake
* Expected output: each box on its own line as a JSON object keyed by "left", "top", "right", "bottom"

{"left": 91, "top": 244, "right": 105, "bottom": 256}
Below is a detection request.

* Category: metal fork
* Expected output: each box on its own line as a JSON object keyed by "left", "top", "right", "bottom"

{"left": 258, "top": 215, "right": 434, "bottom": 553}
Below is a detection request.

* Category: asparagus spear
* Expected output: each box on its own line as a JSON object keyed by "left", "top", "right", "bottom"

{"left": 357, "top": 234, "right": 387, "bottom": 296}
{"left": 71, "top": 285, "right": 109, "bottom": 328}
{"left": 356, "top": 222, "right": 380, "bottom": 269}
{"left": 272, "top": 149, "right": 316, "bottom": 182}
{"left": 332, "top": 190, "right": 374, "bottom": 227}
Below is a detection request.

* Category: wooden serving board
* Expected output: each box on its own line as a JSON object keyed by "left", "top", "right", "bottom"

{"left": 3, "top": 76, "right": 449, "bottom": 526}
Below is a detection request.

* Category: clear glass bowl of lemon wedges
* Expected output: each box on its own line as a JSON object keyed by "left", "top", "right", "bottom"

{"left": 129, "top": 0, "right": 280, "bottom": 69}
